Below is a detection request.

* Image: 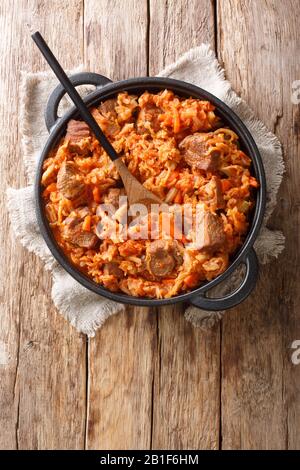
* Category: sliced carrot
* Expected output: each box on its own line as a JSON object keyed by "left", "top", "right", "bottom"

{"left": 47, "top": 182, "right": 57, "bottom": 193}
{"left": 169, "top": 218, "right": 175, "bottom": 239}
{"left": 92, "top": 186, "right": 101, "bottom": 203}
{"left": 42, "top": 182, "right": 57, "bottom": 197}
{"left": 174, "top": 190, "right": 183, "bottom": 204}
{"left": 181, "top": 234, "right": 188, "bottom": 244}
{"left": 221, "top": 179, "right": 232, "bottom": 193}
{"left": 166, "top": 170, "right": 179, "bottom": 187}
{"left": 184, "top": 273, "right": 199, "bottom": 288}
{"left": 249, "top": 177, "right": 259, "bottom": 188}
{"left": 82, "top": 215, "right": 92, "bottom": 232}
{"left": 173, "top": 109, "right": 181, "bottom": 133}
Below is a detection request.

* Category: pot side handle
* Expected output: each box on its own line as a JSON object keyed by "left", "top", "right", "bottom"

{"left": 45, "top": 72, "right": 113, "bottom": 132}
{"left": 188, "top": 248, "right": 259, "bottom": 311}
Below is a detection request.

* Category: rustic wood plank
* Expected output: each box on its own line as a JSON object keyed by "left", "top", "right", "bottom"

{"left": 149, "top": 0, "right": 221, "bottom": 450}
{"left": 149, "top": 0, "right": 215, "bottom": 72}
{"left": 152, "top": 307, "right": 221, "bottom": 450}
{"left": 87, "top": 308, "right": 156, "bottom": 449}
{"left": 84, "top": 0, "right": 156, "bottom": 450}
{"left": 218, "top": 0, "right": 300, "bottom": 449}
{"left": 84, "top": 0, "right": 148, "bottom": 79}
{"left": 0, "top": 0, "right": 86, "bottom": 450}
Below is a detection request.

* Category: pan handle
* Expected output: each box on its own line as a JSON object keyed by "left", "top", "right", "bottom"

{"left": 188, "top": 248, "right": 258, "bottom": 311}
{"left": 45, "top": 72, "right": 113, "bottom": 132}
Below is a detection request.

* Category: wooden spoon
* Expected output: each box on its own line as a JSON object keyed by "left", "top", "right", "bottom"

{"left": 31, "top": 31, "right": 162, "bottom": 207}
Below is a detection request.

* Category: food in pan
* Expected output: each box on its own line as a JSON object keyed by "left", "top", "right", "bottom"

{"left": 41, "top": 89, "right": 258, "bottom": 298}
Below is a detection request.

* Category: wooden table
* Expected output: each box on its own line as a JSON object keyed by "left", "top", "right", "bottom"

{"left": 1, "top": 0, "right": 299, "bottom": 450}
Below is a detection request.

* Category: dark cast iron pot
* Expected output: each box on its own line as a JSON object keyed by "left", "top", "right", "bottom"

{"left": 35, "top": 72, "right": 266, "bottom": 311}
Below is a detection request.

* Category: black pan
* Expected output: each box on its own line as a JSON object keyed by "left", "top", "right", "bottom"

{"left": 35, "top": 72, "right": 266, "bottom": 310}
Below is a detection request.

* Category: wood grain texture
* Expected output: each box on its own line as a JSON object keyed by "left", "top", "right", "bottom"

{"left": 218, "top": 0, "right": 300, "bottom": 450}
{"left": 149, "top": 0, "right": 221, "bottom": 450}
{"left": 0, "top": 0, "right": 86, "bottom": 450}
{"left": 84, "top": 0, "right": 148, "bottom": 79}
{"left": 87, "top": 308, "right": 156, "bottom": 449}
{"left": 151, "top": 306, "right": 221, "bottom": 450}
{"left": 84, "top": 0, "right": 157, "bottom": 450}
{"left": 149, "top": 0, "right": 215, "bottom": 72}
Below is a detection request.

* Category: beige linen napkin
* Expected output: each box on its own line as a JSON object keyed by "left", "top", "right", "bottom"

{"left": 7, "top": 44, "right": 285, "bottom": 336}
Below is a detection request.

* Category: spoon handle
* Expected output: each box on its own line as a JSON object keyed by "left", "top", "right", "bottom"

{"left": 31, "top": 31, "right": 120, "bottom": 161}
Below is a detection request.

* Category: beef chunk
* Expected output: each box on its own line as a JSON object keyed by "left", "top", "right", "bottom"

{"left": 57, "top": 161, "right": 85, "bottom": 200}
{"left": 197, "top": 210, "right": 226, "bottom": 252}
{"left": 61, "top": 214, "right": 98, "bottom": 249}
{"left": 65, "top": 120, "right": 90, "bottom": 153}
{"left": 103, "top": 262, "right": 124, "bottom": 278}
{"left": 99, "top": 99, "right": 118, "bottom": 118}
{"left": 179, "top": 133, "right": 221, "bottom": 171}
{"left": 66, "top": 119, "right": 90, "bottom": 141}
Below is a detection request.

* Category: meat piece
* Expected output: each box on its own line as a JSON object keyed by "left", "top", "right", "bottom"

{"left": 179, "top": 133, "right": 221, "bottom": 171}
{"left": 148, "top": 241, "right": 175, "bottom": 277}
{"left": 137, "top": 104, "right": 162, "bottom": 133}
{"left": 99, "top": 99, "right": 117, "bottom": 118}
{"left": 57, "top": 161, "right": 85, "bottom": 200}
{"left": 203, "top": 176, "right": 225, "bottom": 210}
{"left": 68, "top": 230, "right": 98, "bottom": 249}
{"left": 197, "top": 210, "right": 226, "bottom": 252}
{"left": 172, "top": 242, "right": 184, "bottom": 266}
{"left": 61, "top": 216, "right": 98, "bottom": 249}
{"left": 103, "top": 188, "right": 125, "bottom": 208}
{"left": 146, "top": 240, "right": 183, "bottom": 278}
{"left": 66, "top": 119, "right": 90, "bottom": 142}
{"left": 65, "top": 119, "right": 91, "bottom": 154}
{"left": 103, "top": 262, "right": 124, "bottom": 279}
{"left": 211, "top": 176, "right": 225, "bottom": 209}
